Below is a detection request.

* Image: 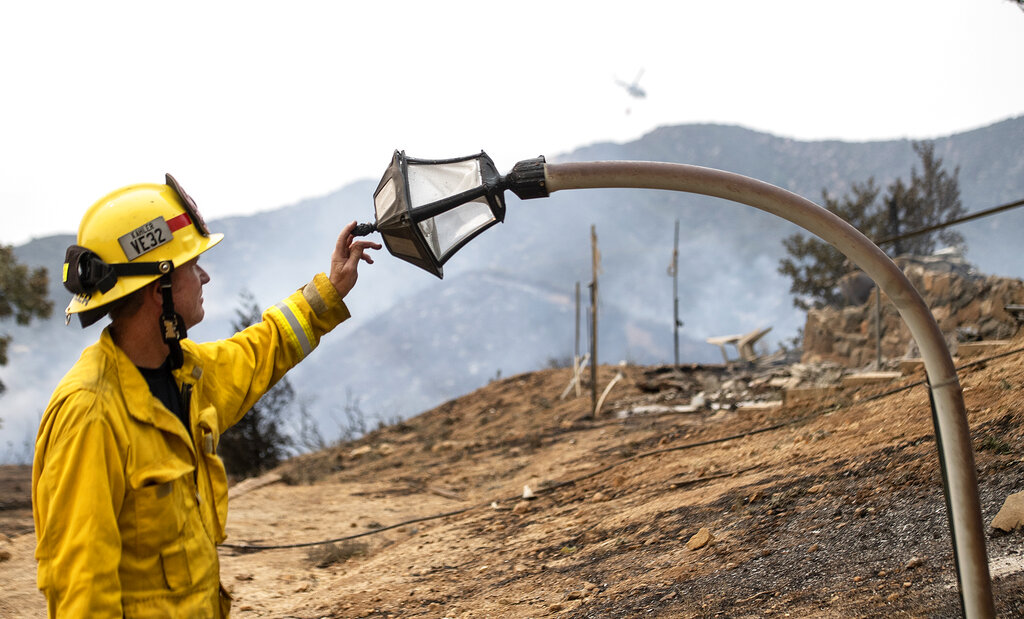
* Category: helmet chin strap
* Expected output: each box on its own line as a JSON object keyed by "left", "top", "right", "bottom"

{"left": 158, "top": 273, "right": 187, "bottom": 370}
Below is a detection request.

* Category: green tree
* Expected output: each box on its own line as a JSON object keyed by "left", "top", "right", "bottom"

{"left": 218, "top": 289, "right": 295, "bottom": 480}
{"left": 0, "top": 244, "right": 53, "bottom": 398}
{"left": 778, "top": 141, "right": 965, "bottom": 310}
{"left": 879, "top": 142, "right": 965, "bottom": 255}
{"left": 779, "top": 179, "right": 881, "bottom": 309}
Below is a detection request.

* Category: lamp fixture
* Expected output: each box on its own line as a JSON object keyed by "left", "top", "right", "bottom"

{"left": 356, "top": 150, "right": 546, "bottom": 278}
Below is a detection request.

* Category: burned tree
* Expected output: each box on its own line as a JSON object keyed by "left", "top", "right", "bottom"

{"left": 778, "top": 141, "right": 965, "bottom": 309}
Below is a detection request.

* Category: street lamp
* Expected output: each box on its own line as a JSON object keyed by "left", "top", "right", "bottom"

{"left": 355, "top": 152, "right": 994, "bottom": 618}
{"left": 364, "top": 150, "right": 546, "bottom": 278}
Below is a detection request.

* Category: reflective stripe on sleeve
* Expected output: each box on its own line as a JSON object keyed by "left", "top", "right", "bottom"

{"left": 302, "top": 281, "right": 330, "bottom": 317}
{"left": 269, "top": 299, "right": 314, "bottom": 358}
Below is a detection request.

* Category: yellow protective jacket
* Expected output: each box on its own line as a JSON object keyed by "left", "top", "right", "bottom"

{"left": 32, "top": 274, "right": 350, "bottom": 618}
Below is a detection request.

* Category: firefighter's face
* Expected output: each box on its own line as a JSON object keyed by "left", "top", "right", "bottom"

{"left": 171, "top": 258, "right": 211, "bottom": 329}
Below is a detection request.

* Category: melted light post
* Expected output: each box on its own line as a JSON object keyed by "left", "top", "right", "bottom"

{"left": 357, "top": 152, "right": 995, "bottom": 618}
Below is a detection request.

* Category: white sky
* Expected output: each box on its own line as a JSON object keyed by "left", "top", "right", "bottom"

{"left": 2, "top": 0, "right": 1022, "bottom": 245}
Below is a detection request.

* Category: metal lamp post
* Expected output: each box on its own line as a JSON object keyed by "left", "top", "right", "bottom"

{"left": 357, "top": 152, "right": 995, "bottom": 618}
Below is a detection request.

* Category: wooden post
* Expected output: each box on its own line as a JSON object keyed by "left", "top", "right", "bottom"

{"left": 590, "top": 225, "right": 599, "bottom": 416}
{"left": 671, "top": 219, "right": 681, "bottom": 367}
{"left": 574, "top": 281, "right": 582, "bottom": 397}
{"left": 875, "top": 284, "right": 883, "bottom": 368}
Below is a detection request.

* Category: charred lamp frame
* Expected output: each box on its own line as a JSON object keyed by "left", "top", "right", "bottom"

{"left": 364, "top": 150, "right": 545, "bottom": 278}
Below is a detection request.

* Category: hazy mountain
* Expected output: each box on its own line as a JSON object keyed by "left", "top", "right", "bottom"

{"left": 3, "top": 117, "right": 1023, "bottom": 458}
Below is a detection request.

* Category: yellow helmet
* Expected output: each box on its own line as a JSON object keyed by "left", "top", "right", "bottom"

{"left": 63, "top": 173, "right": 223, "bottom": 326}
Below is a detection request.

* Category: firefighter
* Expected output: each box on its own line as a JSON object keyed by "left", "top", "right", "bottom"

{"left": 32, "top": 174, "right": 380, "bottom": 617}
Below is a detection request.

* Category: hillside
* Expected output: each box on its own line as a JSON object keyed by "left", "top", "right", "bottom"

{"left": 5, "top": 117, "right": 1024, "bottom": 455}
{"left": 3, "top": 334, "right": 1023, "bottom": 617}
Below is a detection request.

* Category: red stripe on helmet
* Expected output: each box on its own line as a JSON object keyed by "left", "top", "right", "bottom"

{"left": 166, "top": 212, "right": 193, "bottom": 232}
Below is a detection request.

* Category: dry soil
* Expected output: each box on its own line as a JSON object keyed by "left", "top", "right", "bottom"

{"left": 2, "top": 337, "right": 1024, "bottom": 618}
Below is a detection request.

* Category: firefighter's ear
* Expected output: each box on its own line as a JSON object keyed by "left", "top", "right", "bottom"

{"left": 143, "top": 279, "right": 164, "bottom": 308}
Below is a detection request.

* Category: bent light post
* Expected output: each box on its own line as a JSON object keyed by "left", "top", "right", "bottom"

{"left": 361, "top": 153, "right": 995, "bottom": 617}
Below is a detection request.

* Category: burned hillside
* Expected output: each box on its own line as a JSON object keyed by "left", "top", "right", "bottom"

{"left": 221, "top": 335, "right": 1024, "bottom": 618}
{"left": 2, "top": 259, "right": 1024, "bottom": 618}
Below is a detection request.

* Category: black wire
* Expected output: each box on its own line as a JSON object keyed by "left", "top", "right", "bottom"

{"left": 877, "top": 197, "right": 1024, "bottom": 247}
{"left": 220, "top": 506, "right": 479, "bottom": 552}
{"left": 220, "top": 407, "right": 826, "bottom": 553}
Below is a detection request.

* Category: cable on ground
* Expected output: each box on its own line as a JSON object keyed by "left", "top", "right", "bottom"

{"left": 221, "top": 344, "right": 1024, "bottom": 552}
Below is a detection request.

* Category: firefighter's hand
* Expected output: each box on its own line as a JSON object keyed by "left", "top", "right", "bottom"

{"left": 330, "top": 221, "right": 381, "bottom": 299}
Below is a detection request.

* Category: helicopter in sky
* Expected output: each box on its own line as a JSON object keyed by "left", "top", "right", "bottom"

{"left": 615, "top": 69, "right": 646, "bottom": 99}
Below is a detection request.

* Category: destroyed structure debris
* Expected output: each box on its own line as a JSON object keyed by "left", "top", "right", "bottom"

{"left": 615, "top": 251, "right": 1023, "bottom": 419}
{"left": 803, "top": 250, "right": 1024, "bottom": 368}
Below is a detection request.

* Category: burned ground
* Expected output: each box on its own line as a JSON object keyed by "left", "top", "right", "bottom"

{"left": 2, "top": 336, "right": 1023, "bottom": 617}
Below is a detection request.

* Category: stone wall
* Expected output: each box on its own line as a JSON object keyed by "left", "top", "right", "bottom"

{"left": 801, "top": 253, "right": 1024, "bottom": 368}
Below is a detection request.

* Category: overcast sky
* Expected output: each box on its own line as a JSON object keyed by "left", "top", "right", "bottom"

{"left": 2, "top": 0, "right": 1022, "bottom": 245}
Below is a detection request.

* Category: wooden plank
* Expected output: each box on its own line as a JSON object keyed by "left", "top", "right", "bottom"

{"left": 842, "top": 371, "right": 902, "bottom": 387}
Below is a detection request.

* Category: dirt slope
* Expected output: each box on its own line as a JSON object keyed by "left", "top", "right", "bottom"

{"left": 2, "top": 336, "right": 1024, "bottom": 618}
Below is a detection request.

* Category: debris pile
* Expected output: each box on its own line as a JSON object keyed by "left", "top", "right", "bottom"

{"left": 626, "top": 356, "right": 848, "bottom": 417}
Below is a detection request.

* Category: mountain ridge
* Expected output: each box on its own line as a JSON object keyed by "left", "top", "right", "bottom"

{"left": 3, "top": 117, "right": 1023, "bottom": 455}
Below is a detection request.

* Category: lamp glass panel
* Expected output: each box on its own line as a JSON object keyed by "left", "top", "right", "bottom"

{"left": 407, "top": 159, "right": 483, "bottom": 208}
{"left": 417, "top": 197, "right": 496, "bottom": 260}
{"left": 382, "top": 233, "right": 422, "bottom": 262}
{"left": 374, "top": 177, "right": 402, "bottom": 222}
